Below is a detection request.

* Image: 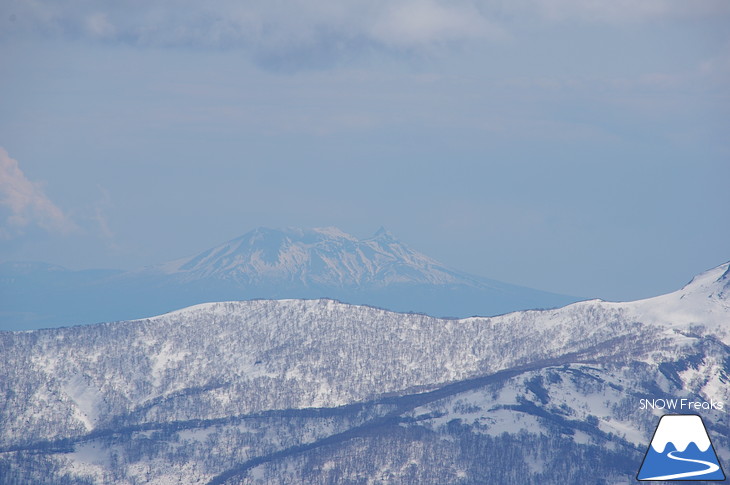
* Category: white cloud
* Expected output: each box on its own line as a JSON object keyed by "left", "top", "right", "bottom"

{"left": 0, "top": 1, "right": 683, "bottom": 46}
{"left": 0, "top": 147, "right": 75, "bottom": 238}
{"left": 526, "top": 0, "right": 730, "bottom": 23}
{"left": 1, "top": 0, "right": 728, "bottom": 69}
{"left": 85, "top": 12, "right": 116, "bottom": 39}
{"left": 370, "top": 1, "right": 501, "bottom": 47}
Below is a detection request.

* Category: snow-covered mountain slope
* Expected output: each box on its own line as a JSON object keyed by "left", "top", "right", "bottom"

{"left": 622, "top": 262, "right": 730, "bottom": 342}
{"left": 136, "top": 226, "right": 579, "bottom": 313}
{"left": 0, "top": 227, "right": 578, "bottom": 330}
{"left": 150, "top": 226, "right": 465, "bottom": 287}
{"left": 0, "top": 262, "right": 728, "bottom": 484}
{"left": 0, "top": 299, "right": 639, "bottom": 445}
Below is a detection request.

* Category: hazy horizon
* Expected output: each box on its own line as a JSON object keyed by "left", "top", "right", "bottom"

{"left": 1, "top": 1, "right": 729, "bottom": 302}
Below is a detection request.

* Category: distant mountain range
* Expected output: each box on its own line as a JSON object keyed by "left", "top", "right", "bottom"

{"left": 1, "top": 261, "right": 728, "bottom": 483}
{"left": 0, "top": 227, "right": 578, "bottom": 330}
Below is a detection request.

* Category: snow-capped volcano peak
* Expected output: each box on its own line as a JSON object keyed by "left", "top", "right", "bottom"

{"left": 2, "top": 227, "right": 580, "bottom": 327}
{"left": 151, "top": 226, "right": 466, "bottom": 288}
{"left": 310, "top": 226, "right": 358, "bottom": 240}
{"left": 369, "top": 226, "right": 396, "bottom": 241}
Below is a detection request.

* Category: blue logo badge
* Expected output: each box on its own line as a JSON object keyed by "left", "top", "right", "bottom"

{"left": 637, "top": 414, "right": 725, "bottom": 481}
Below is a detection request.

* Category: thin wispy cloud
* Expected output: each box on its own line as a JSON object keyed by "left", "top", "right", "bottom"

{"left": 369, "top": 1, "right": 502, "bottom": 47}
{"left": 91, "top": 184, "right": 121, "bottom": 251}
{"left": 0, "top": 147, "right": 76, "bottom": 239}
{"left": 2, "top": 0, "right": 495, "bottom": 49}
{"left": 4, "top": 0, "right": 726, "bottom": 70}
{"left": 518, "top": 0, "right": 729, "bottom": 23}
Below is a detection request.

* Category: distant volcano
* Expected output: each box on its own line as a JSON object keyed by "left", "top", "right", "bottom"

{"left": 141, "top": 226, "right": 483, "bottom": 287}
{"left": 0, "top": 227, "right": 578, "bottom": 330}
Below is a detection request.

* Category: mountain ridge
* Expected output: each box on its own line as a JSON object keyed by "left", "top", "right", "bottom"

{"left": 0, "top": 261, "right": 728, "bottom": 483}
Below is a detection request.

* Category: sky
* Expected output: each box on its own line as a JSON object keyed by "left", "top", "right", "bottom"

{"left": 0, "top": 0, "right": 729, "bottom": 302}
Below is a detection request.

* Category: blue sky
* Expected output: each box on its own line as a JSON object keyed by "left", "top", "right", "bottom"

{"left": 1, "top": 0, "right": 729, "bottom": 301}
